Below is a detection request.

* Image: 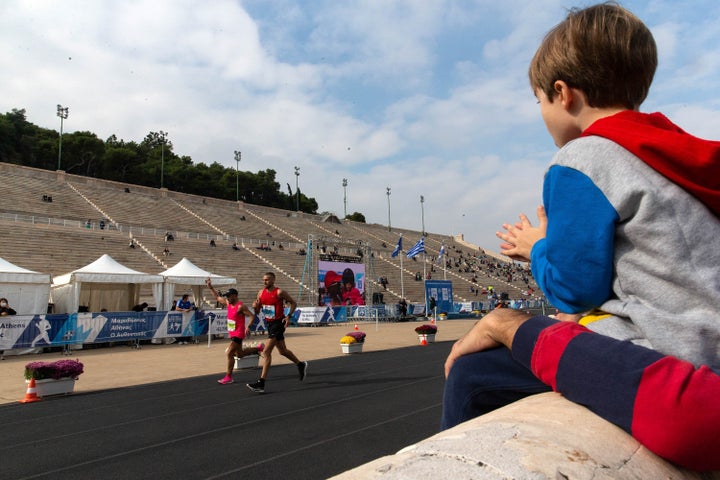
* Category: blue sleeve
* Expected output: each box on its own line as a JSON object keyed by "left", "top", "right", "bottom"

{"left": 530, "top": 165, "right": 618, "bottom": 313}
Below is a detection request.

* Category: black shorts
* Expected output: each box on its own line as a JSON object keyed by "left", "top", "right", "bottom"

{"left": 267, "top": 320, "right": 286, "bottom": 340}
{"left": 230, "top": 336, "right": 244, "bottom": 345}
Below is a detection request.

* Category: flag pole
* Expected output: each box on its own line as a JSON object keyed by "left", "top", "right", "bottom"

{"left": 400, "top": 253, "right": 404, "bottom": 299}
{"left": 423, "top": 249, "right": 427, "bottom": 280}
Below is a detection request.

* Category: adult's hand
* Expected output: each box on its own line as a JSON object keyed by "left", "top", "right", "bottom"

{"left": 444, "top": 308, "right": 533, "bottom": 378}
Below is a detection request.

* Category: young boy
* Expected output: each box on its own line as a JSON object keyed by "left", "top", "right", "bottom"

{"left": 206, "top": 279, "right": 264, "bottom": 385}
{"left": 443, "top": 0, "right": 720, "bottom": 446}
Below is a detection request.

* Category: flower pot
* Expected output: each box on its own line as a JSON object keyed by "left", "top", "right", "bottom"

{"left": 418, "top": 333, "right": 436, "bottom": 344}
{"left": 341, "top": 343, "right": 363, "bottom": 354}
{"left": 28, "top": 377, "right": 76, "bottom": 397}
{"left": 234, "top": 354, "right": 260, "bottom": 370}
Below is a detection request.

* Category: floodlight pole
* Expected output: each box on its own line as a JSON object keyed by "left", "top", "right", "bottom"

{"left": 234, "top": 150, "right": 241, "bottom": 202}
{"left": 159, "top": 131, "right": 167, "bottom": 189}
{"left": 56, "top": 105, "right": 69, "bottom": 170}
{"left": 294, "top": 166, "right": 300, "bottom": 211}
{"left": 342, "top": 178, "right": 348, "bottom": 218}
{"left": 386, "top": 187, "right": 391, "bottom": 231}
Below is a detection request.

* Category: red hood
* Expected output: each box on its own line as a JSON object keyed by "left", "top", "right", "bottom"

{"left": 582, "top": 110, "right": 720, "bottom": 218}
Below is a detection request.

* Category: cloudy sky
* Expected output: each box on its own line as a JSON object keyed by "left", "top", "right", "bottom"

{"left": 2, "top": 0, "right": 719, "bottom": 252}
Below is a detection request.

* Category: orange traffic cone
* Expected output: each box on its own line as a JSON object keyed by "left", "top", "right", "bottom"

{"left": 19, "top": 378, "right": 42, "bottom": 403}
{"left": 430, "top": 317, "right": 436, "bottom": 325}
{"left": 354, "top": 324, "right": 359, "bottom": 331}
{"left": 420, "top": 337, "right": 428, "bottom": 346}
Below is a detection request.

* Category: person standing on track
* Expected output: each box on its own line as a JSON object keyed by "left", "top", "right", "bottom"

{"left": 206, "top": 279, "right": 264, "bottom": 385}
{"left": 246, "top": 272, "right": 307, "bottom": 393}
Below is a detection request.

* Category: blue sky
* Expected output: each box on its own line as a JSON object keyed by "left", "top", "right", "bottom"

{"left": 2, "top": 0, "right": 719, "bottom": 252}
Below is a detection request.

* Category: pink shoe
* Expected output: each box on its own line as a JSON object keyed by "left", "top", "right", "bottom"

{"left": 217, "top": 376, "right": 234, "bottom": 385}
{"left": 257, "top": 343, "right": 265, "bottom": 354}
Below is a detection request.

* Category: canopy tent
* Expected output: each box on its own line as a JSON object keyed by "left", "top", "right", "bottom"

{"left": 51, "top": 254, "right": 163, "bottom": 313}
{"left": 0, "top": 257, "right": 51, "bottom": 315}
{"left": 159, "top": 257, "right": 236, "bottom": 310}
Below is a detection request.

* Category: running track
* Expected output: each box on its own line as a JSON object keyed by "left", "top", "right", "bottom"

{"left": 1, "top": 343, "right": 450, "bottom": 480}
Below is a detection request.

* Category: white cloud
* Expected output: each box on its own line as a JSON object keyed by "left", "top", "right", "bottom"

{"left": 1, "top": 0, "right": 719, "bottom": 255}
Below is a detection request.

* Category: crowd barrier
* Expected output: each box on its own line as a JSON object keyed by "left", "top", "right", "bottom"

{"left": 0, "top": 307, "right": 336, "bottom": 350}
{"left": 1, "top": 310, "right": 237, "bottom": 350}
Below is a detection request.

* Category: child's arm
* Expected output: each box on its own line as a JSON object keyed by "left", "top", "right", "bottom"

{"left": 531, "top": 165, "right": 618, "bottom": 313}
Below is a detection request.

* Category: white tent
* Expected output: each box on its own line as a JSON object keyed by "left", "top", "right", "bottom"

{"left": 159, "top": 257, "right": 236, "bottom": 310}
{"left": 51, "top": 254, "right": 163, "bottom": 313}
{"left": 0, "top": 257, "right": 51, "bottom": 315}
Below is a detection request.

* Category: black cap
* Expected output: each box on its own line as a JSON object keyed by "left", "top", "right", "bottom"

{"left": 224, "top": 288, "right": 239, "bottom": 297}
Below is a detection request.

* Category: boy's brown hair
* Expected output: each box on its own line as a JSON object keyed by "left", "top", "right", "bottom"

{"left": 529, "top": 2, "right": 657, "bottom": 110}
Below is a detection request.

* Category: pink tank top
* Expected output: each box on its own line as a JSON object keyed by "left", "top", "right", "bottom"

{"left": 226, "top": 302, "right": 246, "bottom": 338}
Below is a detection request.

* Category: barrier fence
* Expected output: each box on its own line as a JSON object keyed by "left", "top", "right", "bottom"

{"left": 1, "top": 300, "right": 548, "bottom": 351}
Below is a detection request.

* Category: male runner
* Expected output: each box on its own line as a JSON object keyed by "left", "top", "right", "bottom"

{"left": 206, "top": 279, "right": 263, "bottom": 385}
{"left": 246, "top": 272, "right": 307, "bottom": 393}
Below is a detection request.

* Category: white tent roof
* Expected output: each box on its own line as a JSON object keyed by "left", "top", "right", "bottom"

{"left": 0, "top": 257, "right": 51, "bottom": 315}
{"left": 159, "top": 258, "right": 236, "bottom": 310}
{"left": 53, "top": 254, "right": 164, "bottom": 285}
{"left": 0, "top": 257, "right": 51, "bottom": 284}
{"left": 159, "top": 257, "right": 235, "bottom": 285}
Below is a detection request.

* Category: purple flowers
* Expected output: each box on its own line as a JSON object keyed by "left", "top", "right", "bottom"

{"left": 414, "top": 324, "right": 438, "bottom": 334}
{"left": 24, "top": 359, "right": 84, "bottom": 380}
{"left": 346, "top": 331, "right": 366, "bottom": 343}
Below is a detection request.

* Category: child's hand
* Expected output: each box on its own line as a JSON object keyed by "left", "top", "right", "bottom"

{"left": 497, "top": 205, "right": 547, "bottom": 262}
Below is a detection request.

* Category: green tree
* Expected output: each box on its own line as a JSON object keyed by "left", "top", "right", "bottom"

{"left": 346, "top": 212, "right": 366, "bottom": 223}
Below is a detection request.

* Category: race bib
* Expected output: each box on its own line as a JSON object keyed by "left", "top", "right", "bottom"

{"left": 227, "top": 319, "right": 236, "bottom": 332}
{"left": 261, "top": 305, "right": 275, "bottom": 319}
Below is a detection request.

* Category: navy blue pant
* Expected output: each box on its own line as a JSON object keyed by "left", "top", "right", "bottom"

{"left": 441, "top": 347, "right": 552, "bottom": 430}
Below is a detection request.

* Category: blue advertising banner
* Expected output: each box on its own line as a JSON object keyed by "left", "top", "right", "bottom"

{"left": 1, "top": 314, "right": 73, "bottom": 349}
{"left": 424, "top": 280, "right": 454, "bottom": 314}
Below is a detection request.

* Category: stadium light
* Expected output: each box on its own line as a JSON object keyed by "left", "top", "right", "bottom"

{"left": 342, "top": 178, "right": 348, "bottom": 218}
{"left": 56, "top": 104, "right": 69, "bottom": 171}
{"left": 294, "top": 166, "right": 300, "bottom": 212}
{"left": 386, "top": 187, "right": 392, "bottom": 231}
{"left": 234, "top": 150, "right": 241, "bottom": 202}
{"left": 159, "top": 131, "right": 167, "bottom": 189}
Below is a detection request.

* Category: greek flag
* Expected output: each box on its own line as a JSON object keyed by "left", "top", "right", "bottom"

{"left": 406, "top": 237, "right": 425, "bottom": 258}
{"left": 391, "top": 235, "right": 403, "bottom": 258}
{"left": 437, "top": 243, "right": 446, "bottom": 264}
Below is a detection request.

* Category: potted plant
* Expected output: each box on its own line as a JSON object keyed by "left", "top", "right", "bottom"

{"left": 415, "top": 324, "right": 438, "bottom": 343}
{"left": 24, "top": 359, "right": 84, "bottom": 397}
{"left": 340, "top": 331, "right": 366, "bottom": 354}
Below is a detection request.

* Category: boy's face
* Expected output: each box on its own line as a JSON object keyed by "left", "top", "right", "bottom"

{"left": 535, "top": 87, "right": 581, "bottom": 148}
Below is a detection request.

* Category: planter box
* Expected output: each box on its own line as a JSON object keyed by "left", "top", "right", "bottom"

{"left": 418, "top": 333, "right": 436, "bottom": 343}
{"left": 28, "top": 377, "right": 76, "bottom": 397}
{"left": 341, "top": 343, "right": 363, "bottom": 354}
{"left": 234, "top": 355, "right": 260, "bottom": 370}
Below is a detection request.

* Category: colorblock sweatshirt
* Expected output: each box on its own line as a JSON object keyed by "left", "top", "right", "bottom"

{"left": 530, "top": 111, "right": 720, "bottom": 370}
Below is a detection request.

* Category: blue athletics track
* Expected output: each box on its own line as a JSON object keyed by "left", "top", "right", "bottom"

{"left": 0, "top": 343, "right": 450, "bottom": 480}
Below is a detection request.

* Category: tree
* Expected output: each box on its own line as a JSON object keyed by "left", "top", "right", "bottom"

{"left": 0, "top": 109, "right": 320, "bottom": 212}
{"left": 346, "top": 212, "right": 366, "bottom": 223}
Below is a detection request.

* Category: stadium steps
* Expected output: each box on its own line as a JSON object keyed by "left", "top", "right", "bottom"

{"left": 67, "top": 182, "right": 118, "bottom": 227}
{"left": 170, "top": 199, "right": 228, "bottom": 238}
{"left": 241, "top": 207, "right": 304, "bottom": 243}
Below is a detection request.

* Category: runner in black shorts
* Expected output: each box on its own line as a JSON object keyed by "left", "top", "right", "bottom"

{"left": 246, "top": 272, "right": 307, "bottom": 393}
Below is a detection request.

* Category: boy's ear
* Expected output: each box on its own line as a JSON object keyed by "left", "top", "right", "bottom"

{"left": 553, "top": 80, "right": 574, "bottom": 109}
